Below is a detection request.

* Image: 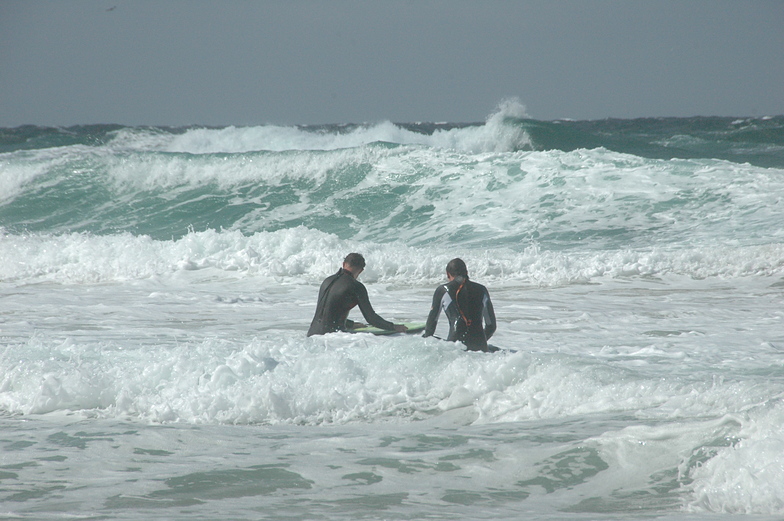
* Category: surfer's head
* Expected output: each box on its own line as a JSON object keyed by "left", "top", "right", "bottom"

{"left": 446, "top": 258, "right": 468, "bottom": 279}
{"left": 343, "top": 253, "right": 366, "bottom": 278}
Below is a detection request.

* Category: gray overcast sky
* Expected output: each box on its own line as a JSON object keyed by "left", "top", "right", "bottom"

{"left": 1, "top": 1, "right": 783, "bottom": 127}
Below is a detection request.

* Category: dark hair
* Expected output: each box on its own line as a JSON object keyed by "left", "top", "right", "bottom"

{"left": 446, "top": 258, "right": 468, "bottom": 278}
{"left": 343, "top": 252, "right": 366, "bottom": 269}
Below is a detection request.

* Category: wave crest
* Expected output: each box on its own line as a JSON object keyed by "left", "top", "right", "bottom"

{"left": 101, "top": 99, "right": 532, "bottom": 154}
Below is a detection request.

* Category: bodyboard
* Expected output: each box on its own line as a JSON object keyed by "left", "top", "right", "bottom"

{"left": 350, "top": 322, "right": 426, "bottom": 336}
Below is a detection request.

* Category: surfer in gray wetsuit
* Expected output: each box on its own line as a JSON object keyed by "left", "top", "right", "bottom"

{"left": 307, "top": 253, "right": 407, "bottom": 336}
{"left": 423, "top": 258, "right": 497, "bottom": 352}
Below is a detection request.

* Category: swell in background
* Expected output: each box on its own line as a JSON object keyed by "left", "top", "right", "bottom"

{"left": 1, "top": 101, "right": 783, "bottom": 287}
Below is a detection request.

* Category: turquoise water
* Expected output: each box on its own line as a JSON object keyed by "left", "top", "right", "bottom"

{"left": 1, "top": 102, "right": 783, "bottom": 519}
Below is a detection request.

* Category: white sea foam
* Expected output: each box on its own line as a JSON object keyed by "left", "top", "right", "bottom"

{"left": 685, "top": 403, "right": 784, "bottom": 514}
{"left": 2, "top": 228, "right": 783, "bottom": 286}
{"left": 2, "top": 325, "right": 780, "bottom": 427}
{"left": 468, "top": 356, "right": 780, "bottom": 424}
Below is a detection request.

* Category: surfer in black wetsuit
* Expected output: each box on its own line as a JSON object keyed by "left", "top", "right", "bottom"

{"left": 307, "top": 253, "right": 407, "bottom": 336}
{"left": 423, "top": 258, "right": 497, "bottom": 352}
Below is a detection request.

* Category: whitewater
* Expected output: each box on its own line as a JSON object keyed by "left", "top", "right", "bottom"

{"left": 1, "top": 101, "right": 783, "bottom": 520}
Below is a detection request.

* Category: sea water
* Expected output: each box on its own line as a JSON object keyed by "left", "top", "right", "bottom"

{"left": 1, "top": 101, "right": 784, "bottom": 520}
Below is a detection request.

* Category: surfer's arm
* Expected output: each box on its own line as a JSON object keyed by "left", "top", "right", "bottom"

{"left": 423, "top": 286, "right": 445, "bottom": 337}
{"left": 354, "top": 283, "right": 396, "bottom": 331}
{"left": 483, "top": 290, "right": 496, "bottom": 340}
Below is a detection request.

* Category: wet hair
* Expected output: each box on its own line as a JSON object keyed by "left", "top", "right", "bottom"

{"left": 343, "top": 253, "right": 366, "bottom": 269}
{"left": 446, "top": 258, "right": 468, "bottom": 278}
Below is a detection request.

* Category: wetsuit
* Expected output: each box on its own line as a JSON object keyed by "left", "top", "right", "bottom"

{"left": 307, "top": 268, "right": 396, "bottom": 336}
{"left": 423, "top": 275, "right": 496, "bottom": 351}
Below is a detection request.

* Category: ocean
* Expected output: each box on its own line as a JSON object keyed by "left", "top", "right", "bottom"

{"left": 1, "top": 100, "right": 783, "bottom": 520}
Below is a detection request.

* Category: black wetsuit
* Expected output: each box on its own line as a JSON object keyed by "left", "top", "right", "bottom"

{"left": 307, "top": 268, "right": 396, "bottom": 336}
{"left": 423, "top": 276, "right": 496, "bottom": 351}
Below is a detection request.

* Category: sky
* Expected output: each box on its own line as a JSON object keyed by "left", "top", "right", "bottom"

{"left": 1, "top": 0, "right": 783, "bottom": 127}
